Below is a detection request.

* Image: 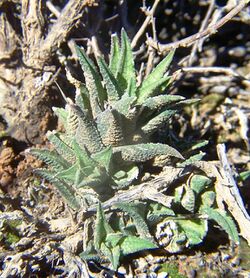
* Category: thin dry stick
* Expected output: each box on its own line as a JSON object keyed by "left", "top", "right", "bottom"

{"left": 188, "top": 0, "right": 215, "bottom": 65}
{"left": 145, "top": 17, "right": 157, "bottom": 77}
{"left": 41, "top": 0, "right": 96, "bottom": 56}
{"left": 216, "top": 144, "right": 250, "bottom": 245}
{"left": 177, "top": 66, "right": 247, "bottom": 79}
{"left": 46, "top": 0, "right": 61, "bottom": 18}
{"left": 88, "top": 167, "right": 185, "bottom": 212}
{"left": 131, "top": 0, "right": 161, "bottom": 49}
{"left": 147, "top": 0, "right": 249, "bottom": 53}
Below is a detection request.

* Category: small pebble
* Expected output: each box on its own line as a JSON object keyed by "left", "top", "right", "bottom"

{"left": 157, "top": 272, "right": 168, "bottom": 278}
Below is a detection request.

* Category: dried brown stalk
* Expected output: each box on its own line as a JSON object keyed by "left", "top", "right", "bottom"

{"left": 147, "top": 1, "right": 249, "bottom": 53}
{"left": 0, "top": 0, "right": 96, "bottom": 143}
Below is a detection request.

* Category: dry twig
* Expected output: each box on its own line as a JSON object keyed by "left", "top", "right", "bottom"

{"left": 216, "top": 144, "right": 250, "bottom": 244}
{"left": 41, "top": 0, "right": 96, "bottom": 57}
{"left": 147, "top": 1, "right": 249, "bottom": 53}
{"left": 194, "top": 145, "right": 250, "bottom": 245}
{"left": 188, "top": 0, "right": 216, "bottom": 66}
{"left": 131, "top": 0, "right": 161, "bottom": 49}
{"left": 174, "top": 66, "right": 248, "bottom": 81}
{"left": 88, "top": 167, "right": 186, "bottom": 212}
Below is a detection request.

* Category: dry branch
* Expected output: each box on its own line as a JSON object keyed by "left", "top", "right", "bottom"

{"left": 0, "top": 0, "right": 96, "bottom": 143}
{"left": 194, "top": 146, "right": 250, "bottom": 245}
{"left": 41, "top": 0, "right": 96, "bottom": 58}
{"left": 216, "top": 144, "right": 250, "bottom": 245}
{"left": 147, "top": 1, "right": 249, "bottom": 53}
{"left": 88, "top": 167, "right": 186, "bottom": 212}
{"left": 131, "top": 0, "right": 160, "bottom": 49}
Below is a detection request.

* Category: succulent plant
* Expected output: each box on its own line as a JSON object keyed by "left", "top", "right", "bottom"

{"left": 30, "top": 30, "right": 239, "bottom": 269}
{"left": 30, "top": 30, "right": 188, "bottom": 209}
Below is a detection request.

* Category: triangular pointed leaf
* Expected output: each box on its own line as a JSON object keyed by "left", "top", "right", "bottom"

{"left": 98, "top": 57, "right": 121, "bottom": 101}
{"left": 47, "top": 131, "right": 75, "bottom": 163}
{"left": 106, "top": 233, "right": 124, "bottom": 248}
{"left": 177, "top": 152, "right": 206, "bottom": 167}
{"left": 94, "top": 203, "right": 113, "bottom": 249}
{"left": 30, "top": 149, "right": 70, "bottom": 171}
{"left": 120, "top": 236, "right": 157, "bottom": 256}
{"left": 126, "top": 77, "right": 137, "bottom": 97}
{"left": 141, "top": 109, "right": 177, "bottom": 134}
{"left": 109, "top": 34, "right": 120, "bottom": 75}
{"left": 35, "top": 169, "right": 80, "bottom": 210}
{"left": 114, "top": 203, "right": 152, "bottom": 239}
{"left": 75, "top": 45, "right": 106, "bottom": 117}
{"left": 201, "top": 207, "right": 239, "bottom": 243}
{"left": 70, "top": 104, "right": 104, "bottom": 153}
{"left": 92, "top": 146, "right": 113, "bottom": 172}
{"left": 75, "top": 84, "right": 91, "bottom": 114}
{"left": 113, "top": 143, "right": 183, "bottom": 162}
{"left": 143, "top": 95, "right": 184, "bottom": 110}
{"left": 72, "top": 140, "right": 96, "bottom": 168}
{"left": 96, "top": 109, "right": 124, "bottom": 147}
{"left": 137, "top": 76, "right": 171, "bottom": 104}
{"left": 137, "top": 50, "right": 175, "bottom": 103}
{"left": 56, "top": 163, "right": 81, "bottom": 182}
{"left": 116, "top": 29, "right": 136, "bottom": 93}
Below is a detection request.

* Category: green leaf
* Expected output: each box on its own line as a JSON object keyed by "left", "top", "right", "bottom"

{"left": 35, "top": 169, "right": 80, "bottom": 210}
{"left": 114, "top": 203, "right": 152, "bottom": 239}
{"left": 94, "top": 203, "right": 113, "bottom": 249}
{"left": 98, "top": 57, "right": 121, "bottom": 101}
{"left": 108, "top": 244, "right": 121, "bottom": 270}
{"left": 29, "top": 149, "right": 70, "bottom": 171}
{"left": 116, "top": 29, "right": 136, "bottom": 93}
{"left": 201, "top": 191, "right": 216, "bottom": 207}
{"left": 174, "top": 185, "right": 184, "bottom": 204}
{"left": 56, "top": 163, "right": 82, "bottom": 182}
{"left": 70, "top": 104, "right": 104, "bottom": 153}
{"left": 141, "top": 109, "right": 177, "bottom": 134}
{"left": 92, "top": 146, "right": 113, "bottom": 172}
{"left": 96, "top": 108, "right": 124, "bottom": 147}
{"left": 120, "top": 235, "right": 157, "bottom": 256}
{"left": 75, "top": 45, "right": 106, "bottom": 117}
{"left": 190, "top": 175, "right": 212, "bottom": 195}
{"left": 201, "top": 207, "right": 239, "bottom": 243}
{"left": 75, "top": 84, "right": 91, "bottom": 114}
{"left": 112, "top": 93, "right": 136, "bottom": 118}
{"left": 52, "top": 107, "right": 68, "bottom": 127}
{"left": 147, "top": 203, "right": 175, "bottom": 225}
{"left": 143, "top": 95, "right": 185, "bottom": 110}
{"left": 187, "top": 140, "right": 209, "bottom": 152}
{"left": 239, "top": 170, "right": 250, "bottom": 181}
{"left": 113, "top": 164, "right": 139, "bottom": 188}
{"left": 47, "top": 131, "right": 75, "bottom": 163}
{"left": 136, "top": 50, "right": 175, "bottom": 103}
{"left": 137, "top": 76, "right": 171, "bottom": 104}
{"left": 126, "top": 77, "right": 137, "bottom": 97}
{"left": 72, "top": 140, "right": 96, "bottom": 168}
{"left": 105, "top": 233, "right": 124, "bottom": 248}
{"left": 181, "top": 187, "right": 196, "bottom": 213}
{"left": 65, "top": 104, "right": 80, "bottom": 138}
{"left": 109, "top": 34, "right": 120, "bottom": 75}
{"left": 113, "top": 143, "right": 183, "bottom": 162}
{"left": 177, "top": 219, "right": 208, "bottom": 246}
{"left": 177, "top": 152, "right": 205, "bottom": 167}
